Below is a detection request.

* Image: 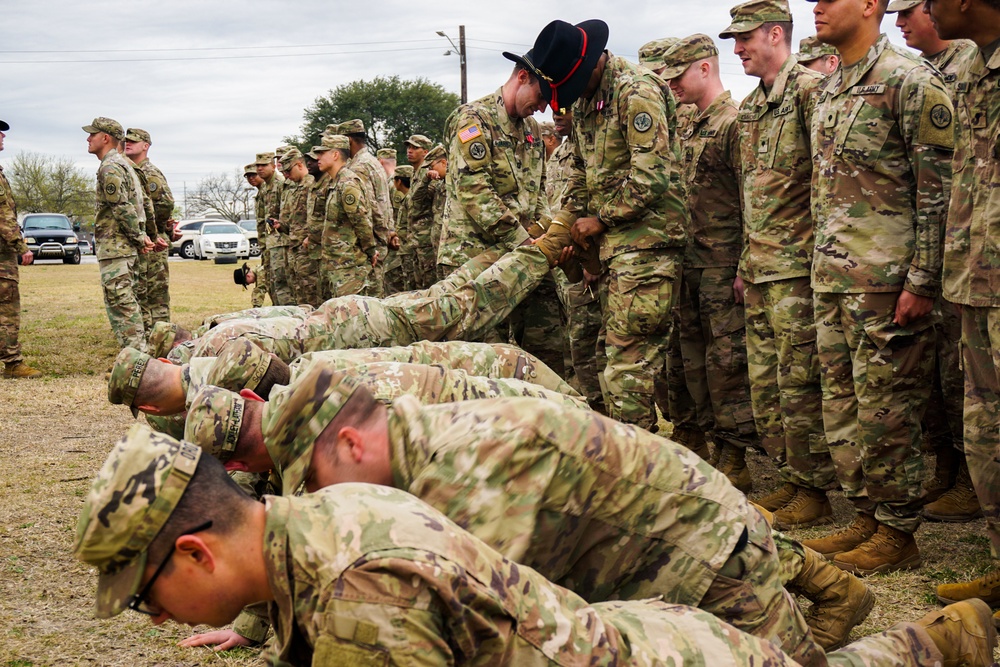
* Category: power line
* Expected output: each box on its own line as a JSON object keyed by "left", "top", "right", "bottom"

{"left": 0, "top": 45, "right": 448, "bottom": 65}
{"left": 0, "top": 38, "right": 441, "bottom": 55}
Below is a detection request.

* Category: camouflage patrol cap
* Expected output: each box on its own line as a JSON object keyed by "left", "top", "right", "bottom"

{"left": 82, "top": 117, "right": 125, "bottom": 140}
{"left": 274, "top": 144, "right": 295, "bottom": 160}
{"left": 244, "top": 163, "right": 258, "bottom": 176}
{"left": 255, "top": 152, "right": 276, "bottom": 166}
{"left": 538, "top": 121, "right": 556, "bottom": 136}
{"left": 206, "top": 338, "right": 274, "bottom": 395}
{"left": 638, "top": 38, "right": 679, "bottom": 70}
{"left": 425, "top": 144, "right": 447, "bottom": 163}
{"left": 394, "top": 165, "right": 414, "bottom": 179}
{"left": 797, "top": 35, "right": 839, "bottom": 62}
{"left": 886, "top": 0, "right": 923, "bottom": 11}
{"left": 73, "top": 423, "right": 202, "bottom": 618}
{"left": 404, "top": 134, "right": 432, "bottom": 150}
{"left": 147, "top": 321, "right": 179, "bottom": 358}
{"left": 108, "top": 347, "right": 151, "bottom": 417}
{"left": 124, "top": 128, "right": 151, "bottom": 144}
{"left": 260, "top": 365, "right": 361, "bottom": 492}
{"left": 659, "top": 34, "right": 720, "bottom": 80}
{"left": 720, "top": 0, "right": 792, "bottom": 39}
{"left": 184, "top": 385, "right": 246, "bottom": 462}
{"left": 308, "top": 134, "right": 349, "bottom": 158}
{"left": 376, "top": 148, "right": 397, "bottom": 159}
{"left": 336, "top": 119, "right": 365, "bottom": 135}
{"left": 279, "top": 147, "right": 303, "bottom": 169}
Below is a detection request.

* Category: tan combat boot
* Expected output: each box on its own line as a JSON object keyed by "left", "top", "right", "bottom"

{"left": 670, "top": 427, "right": 711, "bottom": 461}
{"left": 801, "top": 513, "right": 879, "bottom": 560}
{"left": 756, "top": 483, "right": 799, "bottom": 512}
{"left": 773, "top": 486, "right": 835, "bottom": 530}
{"left": 924, "top": 463, "right": 982, "bottom": 522}
{"left": 916, "top": 599, "right": 996, "bottom": 667}
{"left": 4, "top": 361, "right": 42, "bottom": 379}
{"left": 833, "top": 523, "right": 921, "bottom": 575}
{"left": 924, "top": 446, "right": 961, "bottom": 504}
{"left": 937, "top": 567, "right": 1000, "bottom": 606}
{"left": 715, "top": 443, "right": 751, "bottom": 494}
{"left": 789, "top": 547, "right": 875, "bottom": 650}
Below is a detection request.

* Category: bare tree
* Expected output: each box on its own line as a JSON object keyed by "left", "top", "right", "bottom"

{"left": 186, "top": 169, "right": 255, "bottom": 221}
{"left": 6, "top": 151, "right": 95, "bottom": 225}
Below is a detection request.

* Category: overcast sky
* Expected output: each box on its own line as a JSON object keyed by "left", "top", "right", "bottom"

{"left": 1, "top": 0, "right": 913, "bottom": 214}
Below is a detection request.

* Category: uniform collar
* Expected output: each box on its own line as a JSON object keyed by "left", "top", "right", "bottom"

{"left": 262, "top": 497, "right": 295, "bottom": 662}
{"left": 576, "top": 51, "right": 616, "bottom": 117}
{"left": 764, "top": 55, "right": 799, "bottom": 107}
{"left": 837, "top": 33, "right": 889, "bottom": 92}
{"left": 694, "top": 90, "right": 733, "bottom": 127}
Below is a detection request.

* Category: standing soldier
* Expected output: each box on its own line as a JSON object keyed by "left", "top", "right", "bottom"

{"left": 255, "top": 152, "right": 290, "bottom": 306}
{"left": 378, "top": 147, "right": 405, "bottom": 294}
{"left": 121, "top": 138, "right": 157, "bottom": 337}
{"left": 796, "top": 36, "right": 841, "bottom": 75}
{"left": 124, "top": 128, "right": 174, "bottom": 326}
{"left": 243, "top": 164, "right": 268, "bottom": 308}
{"left": 407, "top": 142, "right": 445, "bottom": 290}
{"left": 386, "top": 164, "right": 413, "bottom": 295}
{"left": 887, "top": 0, "right": 979, "bottom": 521}
{"left": 660, "top": 35, "right": 758, "bottom": 488}
{"left": 399, "top": 134, "right": 431, "bottom": 289}
{"left": 530, "top": 19, "right": 689, "bottom": 431}
{"left": 326, "top": 120, "right": 393, "bottom": 297}
{"left": 277, "top": 148, "right": 313, "bottom": 305}
{"left": 311, "top": 134, "right": 377, "bottom": 299}
{"left": 925, "top": 0, "right": 1000, "bottom": 609}
{"left": 0, "top": 119, "right": 41, "bottom": 379}
{"left": 803, "top": 0, "right": 954, "bottom": 574}
{"left": 84, "top": 117, "right": 152, "bottom": 351}
{"left": 719, "top": 0, "right": 837, "bottom": 526}
{"left": 376, "top": 146, "right": 396, "bottom": 177}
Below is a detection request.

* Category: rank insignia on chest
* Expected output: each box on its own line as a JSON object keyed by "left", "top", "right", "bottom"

{"left": 459, "top": 125, "right": 482, "bottom": 143}
{"left": 685, "top": 147, "right": 694, "bottom": 162}
{"left": 758, "top": 138, "right": 768, "bottom": 154}
{"left": 525, "top": 133, "right": 535, "bottom": 145}
{"left": 825, "top": 110, "right": 838, "bottom": 127}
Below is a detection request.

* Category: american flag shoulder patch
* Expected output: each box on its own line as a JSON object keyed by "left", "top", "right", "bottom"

{"left": 459, "top": 124, "right": 482, "bottom": 143}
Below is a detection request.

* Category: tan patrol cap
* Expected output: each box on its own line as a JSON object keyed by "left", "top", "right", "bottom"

{"left": 538, "top": 121, "right": 556, "bottom": 136}
{"left": 147, "top": 321, "right": 179, "bottom": 358}
{"left": 424, "top": 144, "right": 446, "bottom": 163}
{"left": 638, "top": 38, "right": 679, "bottom": 70}
{"left": 83, "top": 117, "right": 125, "bottom": 140}
{"left": 404, "top": 134, "right": 432, "bottom": 149}
{"left": 394, "top": 165, "right": 414, "bottom": 179}
{"left": 244, "top": 163, "right": 258, "bottom": 176}
{"left": 336, "top": 119, "right": 365, "bottom": 135}
{"left": 797, "top": 35, "right": 839, "bottom": 62}
{"left": 659, "top": 34, "right": 720, "bottom": 80}
{"left": 107, "top": 347, "right": 152, "bottom": 417}
{"left": 886, "top": 0, "right": 923, "bottom": 11}
{"left": 376, "top": 148, "right": 396, "bottom": 159}
{"left": 124, "top": 128, "right": 151, "bottom": 144}
{"left": 720, "top": 0, "right": 792, "bottom": 39}
{"left": 260, "top": 365, "right": 361, "bottom": 492}
{"left": 255, "top": 152, "right": 275, "bottom": 166}
{"left": 307, "top": 134, "right": 350, "bottom": 159}
{"left": 206, "top": 338, "right": 274, "bottom": 395}
{"left": 279, "top": 147, "right": 304, "bottom": 169}
{"left": 184, "top": 385, "right": 246, "bottom": 462}
{"left": 73, "top": 424, "right": 202, "bottom": 618}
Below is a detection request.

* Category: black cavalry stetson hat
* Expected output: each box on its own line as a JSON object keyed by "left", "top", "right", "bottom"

{"left": 523, "top": 19, "right": 609, "bottom": 112}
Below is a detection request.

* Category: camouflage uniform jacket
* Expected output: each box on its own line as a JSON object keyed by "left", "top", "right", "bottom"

{"left": 279, "top": 175, "right": 313, "bottom": 248}
{"left": 942, "top": 44, "right": 1000, "bottom": 307}
{"left": 556, "top": 54, "right": 688, "bottom": 261}
{"left": 438, "top": 87, "right": 548, "bottom": 267}
{"left": 390, "top": 186, "right": 405, "bottom": 221}
{"left": 811, "top": 34, "right": 953, "bottom": 296}
{"left": 126, "top": 156, "right": 157, "bottom": 239}
{"left": 545, "top": 138, "right": 575, "bottom": 213}
{"left": 304, "top": 172, "right": 330, "bottom": 259}
{"left": 394, "top": 189, "right": 411, "bottom": 255}
{"left": 346, "top": 147, "right": 394, "bottom": 247}
{"left": 0, "top": 165, "right": 28, "bottom": 258}
{"left": 320, "top": 166, "right": 377, "bottom": 269}
{"left": 258, "top": 171, "right": 285, "bottom": 249}
{"left": 263, "top": 484, "right": 702, "bottom": 667}
{"left": 135, "top": 158, "right": 174, "bottom": 238}
{"left": 94, "top": 149, "right": 146, "bottom": 260}
{"left": 406, "top": 160, "right": 435, "bottom": 246}
{"left": 681, "top": 91, "right": 742, "bottom": 268}
{"left": 387, "top": 395, "right": 760, "bottom": 606}
{"left": 736, "top": 56, "right": 822, "bottom": 284}
{"left": 926, "top": 40, "right": 978, "bottom": 91}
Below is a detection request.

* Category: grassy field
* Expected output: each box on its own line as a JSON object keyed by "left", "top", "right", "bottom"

{"left": 1, "top": 259, "right": 996, "bottom": 665}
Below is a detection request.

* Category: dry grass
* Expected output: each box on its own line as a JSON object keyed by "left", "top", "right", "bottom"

{"left": 1, "top": 259, "right": 996, "bottom": 664}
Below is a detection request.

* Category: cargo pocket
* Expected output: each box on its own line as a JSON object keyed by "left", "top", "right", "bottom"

{"left": 608, "top": 254, "right": 678, "bottom": 337}
{"left": 785, "top": 323, "right": 819, "bottom": 390}
{"left": 861, "top": 315, "right": 935, "bottom": 398}
{"left": 313, "top": 635, "right": 389, "bottom": 667}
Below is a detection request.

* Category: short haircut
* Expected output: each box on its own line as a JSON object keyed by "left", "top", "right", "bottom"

{"left": 256, "top": 357, "right": 291, "bottom": 400}
{"left": 174, "top": 325, "right": 193, "bottom": 346}
{"left": 394, "top": 175, "right": 411, "bottom": 188}
{"left": 760, "top": 21, "right": 793, "bottom": 48}
{"left": 145, "top": 453, "right": 254, "bottom": 563}
{"left": 315, "top": 385, "right": 381, "bottom": 457}
{"left": 334, "top": 147, "right": 351, "bottom": 162}
{"left": 347, "top": 132, "right": 367, "bottom": 145}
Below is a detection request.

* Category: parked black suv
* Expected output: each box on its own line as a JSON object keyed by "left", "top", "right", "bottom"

{"left": 21, "top": 213, "right": 81, "bottom": 264}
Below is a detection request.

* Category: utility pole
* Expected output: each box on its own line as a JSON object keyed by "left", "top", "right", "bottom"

{"left": 459, "top": 25, "right": 467, "bottom": 104}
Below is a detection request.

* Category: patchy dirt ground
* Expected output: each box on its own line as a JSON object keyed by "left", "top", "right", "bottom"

{"left": 1, "top": 261, "right": 995, "bottom": 665}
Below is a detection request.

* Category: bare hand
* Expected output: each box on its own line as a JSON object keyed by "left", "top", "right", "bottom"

{"left": 570, "top": 217, "right": 606, "bottom": 249}
{"left": 371, "top": 251, "right": 380, "bottom": 267}
{"left": 733, "top": 275, "right": 745, "bottom": 305}
{"left": 178, "top": 629, "right": 254, "bottom": 651}
{"left": 301, "top": 238, "right": 310, "bottom": 250}
{"left": 140, "top": 237, "right": 155, "bottom": 254}
{"left": 153, "top": 237, "right": 169, "bottom": 252}
{"left": 20, "top": 250, "right": 33, "bottom": 265}
{"left": 583, "top": 268, "right": 601, "bottom": 284}
{"left": 388, "top": 232, "right": 401, "bottom": 250}
{"left": 428, "top": 169, "right": 442, "bottom": 180}
{"left": 893, "top": 290, "right": 934, "bottom": 327}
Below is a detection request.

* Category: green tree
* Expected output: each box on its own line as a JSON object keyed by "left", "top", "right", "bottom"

{"left": 287, "top": 76, "right": 460, "bottom": 156}
{"left": 7, "top": 151, "right": 95, "bottom": 227}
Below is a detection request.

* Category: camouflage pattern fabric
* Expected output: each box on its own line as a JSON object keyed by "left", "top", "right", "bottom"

{"left": 193, "top": 304, "right": 311, "bottom": 336}
{"left": 812, "top": 34, "right": 953, "bottom": 530}
{"left": 507, "top": 272, "right": 567, "bottom": 378}
{"left": 0, "top": 164, "right": 27, "bottom": 364}
{"left": 942, "top": 45, "right": 1000, "bottom": 554}
{"left": 545, "top": 137, "right": 575, "bottom": 212}
{"left": 126, "top": 157, "right": 156, "bottom": 334}
{"left": 251, "top": 183, "right": 269, "bottom": 308}
{"left": 319, "top": 166, "right": 376, "bottom": 299}
{"left": 407, "top": 159, "right": 442, "bottom": 290}
{"left": 429, "top": 176, "right": 448, "bottom": 281}
{"left": 143, "top": 248, "right": 170, "bottom": 325}
{"left": 745, "top": 278, "right": 835, "bottom": 490}
{"left": 383, "top": 186, "right": 407, "bottom": 295}
{"left": 345, "top": 147, "right": 393, "bottom": 297}
{"left": 284, "top": 173, "right": 315, "bottom": 304}
{"left": 563, "top": 276, "right": 605, "bottom": 411}
{"left": 437, "top": 87, "right": 547, "bottom": 270}
{"left": 925, "top": 39, "right": 978, "bottom": 91}
{"left": 394, "top": 184, "right": 415, "bottom": 292}
{"left": 261, "top": 171, "right": 292, "bottom": 306}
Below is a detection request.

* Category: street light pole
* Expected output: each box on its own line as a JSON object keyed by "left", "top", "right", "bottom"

{"left": 437, "top": 26, "right": 468, "bottom": 104}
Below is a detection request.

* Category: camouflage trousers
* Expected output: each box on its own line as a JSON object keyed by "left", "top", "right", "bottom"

{"left": 369, "top": 242, "right": 387, "bottom": 298}
{"left": 98, "top": 255, "right": 145, "bottom": 351}
{"left": 745, "top": 277, "right": 835, "bottom": 491}
{"left": 383, "top": 248, "right": 406, "bottom": 296}
{"left": 411, "top": 231, "right": 437, "bottom": 290}
{"left": 267, "top": 245, "right": 294, "bottom": 306}
{"left": 133, "top": 251, "right": 151, "bottom": 333}
{"left": 923, "top": 298, "right": 964, "bottom": 453}
{"left": 599, "top": 249, "right": 681, "bottom": 430}
{"left": 290, "top": 246, "right": 321, "bottom": 306}
{"left": 563, "top": 276, "right": 605, "bottom": 412}
{"left": 960, "top": 305, "right": 1000, "bottom": 557}
{"left": 145, "top": 247, "right": 170, "bottom": 326}
{"left": 678, "top": 267, "right": 757, "bottom": 449}
{"left": 656, "top": 304, "right": 700, "bottom": 432}
{"left": 815, "top": 291, "right": 935, "bottom": 533}
{"left": 508, "top": 271, "right": 567, "bottom": 379}
{"left": 322, "top": 261, "right": 373, "bottom": 301}
{"left": 251, "top": 250, "right": 269, "bottom": 308}
{"left": 0, "top": 253, "right": 23, "bottom": 364}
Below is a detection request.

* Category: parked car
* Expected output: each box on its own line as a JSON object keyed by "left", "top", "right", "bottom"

{"left": 169, "top": 218, "right": 216, "bottom": 259}
{"left": 20, "top": 213, "right": 81, "bottom": 264}
{"left": 77, "top": 239, "right": 93, "bottom": 255}
{"left": 237, "top": 219, "right": 260, "bottom": 257}
{"left": 194, "top": 221, "right": 250, "bottom": 263}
